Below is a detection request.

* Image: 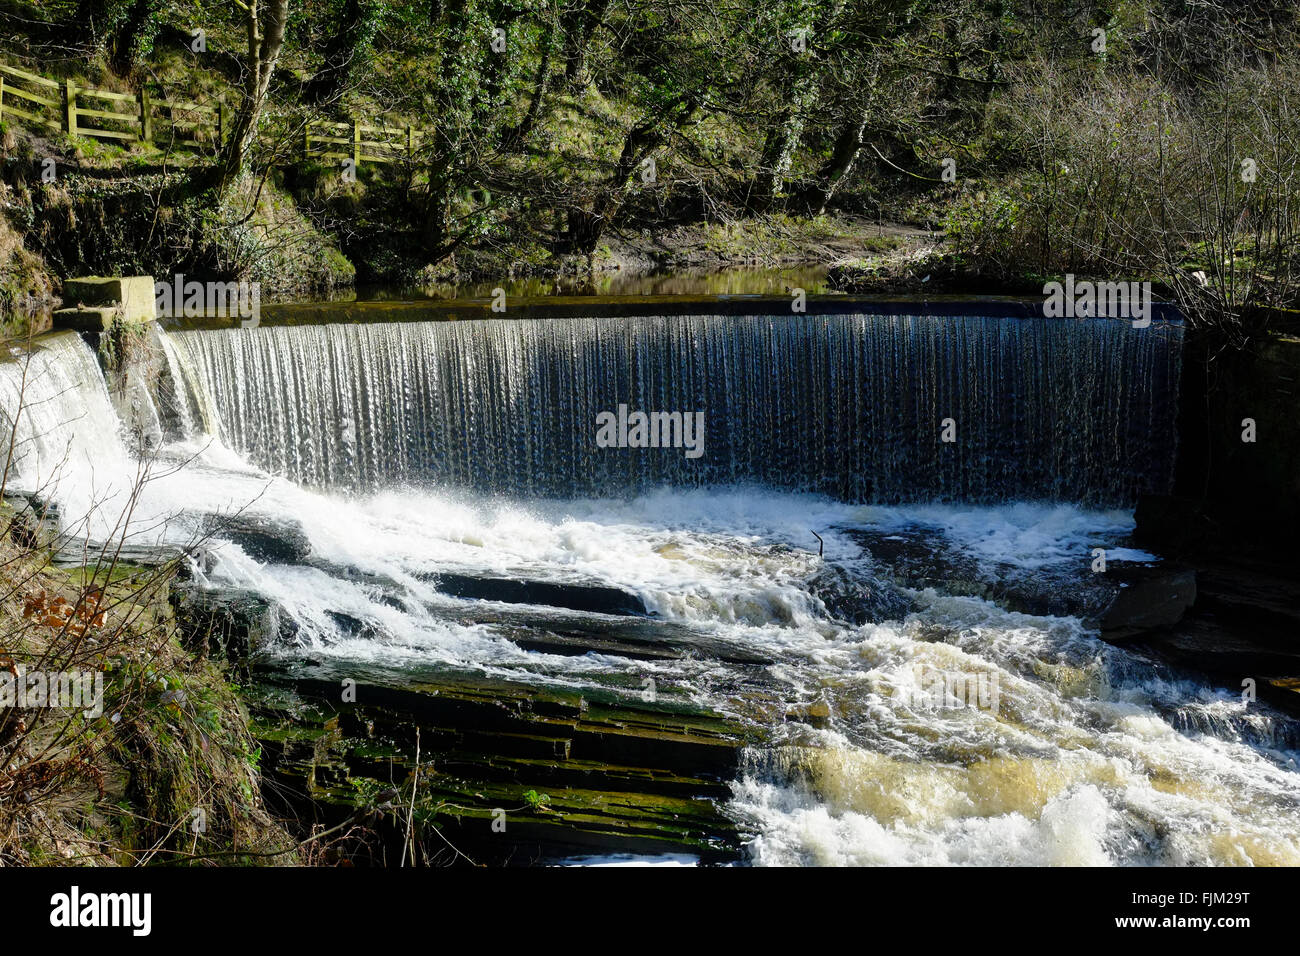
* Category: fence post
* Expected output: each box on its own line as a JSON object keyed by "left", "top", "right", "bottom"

{"left": 139, "top": 88, "right": 152, "bottom": 143}
{"left": 217, "top": 98, "right": 228, "bottom": 147}
{"left": 407, "top": 124, "right": 414, "bottom": 157}
{"left": 352, "top": 118, "right": 361, "bottom": 169}
{"left": 303, "top": 121, "right": 311, "bottom": 161}
{"left": 64, "top": 79, "right": 77, "bottom": 135}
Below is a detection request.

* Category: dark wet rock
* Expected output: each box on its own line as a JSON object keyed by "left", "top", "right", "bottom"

{"left": 842, "top": 524, "right": 1201, "bottom": 634}
{"left": 841, "top": 525, "right": 1106, "bottom": 620}
{"left": 1044, "top": 544, "right": 1300, "bottom": 712}
{"left": 302, "top": 558, "right": 772, "bottom": 664}
{"left": 5, "top": 495, "right": 165, "bottom": 569}
{"left": 248, "top": 661, "right": 756, "bottom": 863}
{"left": 1166, "top": 332, "right": 1300, "bottom": 559}
{"left": 1134, "top": 560, "right": 1300, "bottom": 713}
{"left": 172, "top": 585, "right": 298, "bottom": 663}
{"left": 3, "top": 493, "right": 59, "bottom": 551}
{"left": 785, "top": 701, "right": 832, "bottom": 729}
{"left": 376, "top": 593, "right": 409, "bottom": 613}
{"left": 1099, "top": 566, "right": 1197, "bottom": 642}
{"left": 53, "top": 539, "right": 185, "bottom": 569}
{"left": 199, "top": 512, "right": 312, "bottom": 564}
{"left": 325, "top": 610, "right": 387, "bottom": 641}
{"left": 1262, "top": 679, "right": 1300, "bottom": 717}
{"left": 807, "top": 563, "right": 913, "bottom": 624}
{"left": 2, "top": 492, "right": 55, "bottom": 520}
{"left": 1133, "top": 494, "right": 1220, "bottom": 556}
{"left": 506, "top": 628, "right": 680, "bottom": 661}
{"left": 843, "top": 527, "right": 981, "bottom": 591}
{"left": 1143, "top": 618, "right": 1300, "bottom": 676}
{"left": 425, "top": 571, "right": 649, "bottom": 617}
{"left": 1195, "top": 564, "right": 1300, "bottom": 640}
{"left": 462, "top": 606, "right": 774, "bottom": 666}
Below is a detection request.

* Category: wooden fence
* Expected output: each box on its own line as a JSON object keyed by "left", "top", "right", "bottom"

{"left": 302, "top": 118, "right": 426, "bottom": 166}
{"left": 0, "top": 61, "right": 423, "bottom": 168}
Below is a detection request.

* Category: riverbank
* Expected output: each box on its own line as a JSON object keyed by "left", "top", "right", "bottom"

{"left": 0, "top": 496, "right": 297, "bottom": 865}
{"left": 0, "top": 154, "right": 942, "bottom": 320}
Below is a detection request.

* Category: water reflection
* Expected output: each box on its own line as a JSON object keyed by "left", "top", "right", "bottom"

{"left": 349, "top": 265, "right": 836, "bottom": 302}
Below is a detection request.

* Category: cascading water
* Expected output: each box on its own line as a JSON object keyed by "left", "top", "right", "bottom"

{"left": 4, "top": 313, "right": 1298, "bottom": 866}
{"left": 163, "top": 314, "right": 1183, "bottom": 504}
{"left": 0, "top": 332, "right": 138, "bottom": 532}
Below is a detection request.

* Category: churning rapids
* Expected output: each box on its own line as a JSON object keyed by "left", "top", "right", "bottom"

{"left": 3, "top": 314, "right": 1299, "bottom": 865}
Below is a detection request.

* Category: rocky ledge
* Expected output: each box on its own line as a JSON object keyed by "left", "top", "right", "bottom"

{"left": 172, "top": 580, "right": 763, "bottom": 865}
{"left": 247, "top": 661, "right": 754, "bottom": 865}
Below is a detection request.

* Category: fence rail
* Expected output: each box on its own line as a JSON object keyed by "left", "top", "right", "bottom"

{"left": 0, "top": 61, "right": 428, "bottom": 169}
{"left": 303, "top": 118, "right": 425, "bottom": 166}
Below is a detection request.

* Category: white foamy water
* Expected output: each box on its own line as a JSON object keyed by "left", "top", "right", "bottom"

{"left": 2, "top": 329, "right": 1297, "bottom": 866}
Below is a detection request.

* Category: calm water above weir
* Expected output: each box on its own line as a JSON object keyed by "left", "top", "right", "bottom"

{"left": 4, "top": 302, "right": 1298, "bottom": 865}
{"left": 317, "top": 265, "right": 838, "bottom": 302}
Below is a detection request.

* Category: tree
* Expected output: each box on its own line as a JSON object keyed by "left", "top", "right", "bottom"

{"left": 503, "top": 0, "right": 560, "bottom": 146}
{"left": 796, "top": 0, "right": 929, "bottom": 213}
{"left": 304, "top": 0, "right": 387, "bottom": 105}
{"left": 73, "top": 0, "right": 165, "bottom": 72}
{"left": 560, "top": 102, "right": 699, "bottom": 253}
{"left": 559, "top": 0, "right": 611, "bottom": 88}
{"left": 75, "top": 0, "right": 121, "bottom": 48}
{"left": 552, "top": 0, "right": 754, "bottom": 252}
{"left": 212, "top": 0, "right": 290, "bottom": 199}
{"left": 745, "top": 0, "right": 850, "bottom": 212}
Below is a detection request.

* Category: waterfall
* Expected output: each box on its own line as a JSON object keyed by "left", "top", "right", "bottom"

{"left": 164, "top": 313, "right": 1182, "bottom": 505}
{"left": 0, "top": 332, "right": 130, "bottom": 498}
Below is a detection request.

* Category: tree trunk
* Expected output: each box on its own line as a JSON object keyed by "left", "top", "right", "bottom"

{"left": 476, "top": 3, "right": 522, "bottom": 117}
{"left": 419, "top": 0, "right": 474, "bottom": 259}
{"left": 75, "top": 0, "right": 118, "bottom": 48}
{"left": 563, "top": 102, "right": 695, "bottom": 254}
{"left": 211, "top": 0, "right": 289, "bottom": 200}
{"left": 751, "top": 74, "right": 816, "bottom": 211}
{"left": 505, "top": 16, "right": 557, "bottom": 147}
{"left": 107, "top": 0, "right": 161, "bottom": 73}
{"left": 809, "top": 110, "right": 869, "bottom": 214}
{"left": 747, "top": 0, "right": 845, "bottom": 211}
{"left": 562, "top": 0, "right": 611, "bottom": 88}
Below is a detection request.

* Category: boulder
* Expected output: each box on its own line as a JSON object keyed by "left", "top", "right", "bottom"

{"left": 1147, "top": 617, "right": 1300, "bottom": 677}
{"left": 807, "top": 563, "right": 913, "bottom": 625}
{"left": 1099, "top": 565, "right": 1197, "bottom": 641}
{"left": 172, "top": 585, "right": 297, "bottom": 662}
{"left": 199, "top": 512, "right": 312, "bottom": 564}
{"left": 426, "top": 571, "right": 648, "bottom": 616}
{"left": 1133, "top": 494, "right": 1219, "bottom": 555}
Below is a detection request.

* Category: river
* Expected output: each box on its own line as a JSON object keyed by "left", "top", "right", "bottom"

{"left": 2, "top": 306, "right": 1297, "bottom": 865}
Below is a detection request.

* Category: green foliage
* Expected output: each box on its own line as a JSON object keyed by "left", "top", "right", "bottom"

{"left": 0, "top": 0, "right": 1298, "bottom": 312}
{"left": 941, "top": 185, "right": 1026, "bottom": 276}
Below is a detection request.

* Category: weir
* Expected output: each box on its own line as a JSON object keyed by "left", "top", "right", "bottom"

{"left": 7, "top": 312, "right": 1300, "bottom": 869}
{"left": 163, "top": 312, "right": 1184, "bottom": 505}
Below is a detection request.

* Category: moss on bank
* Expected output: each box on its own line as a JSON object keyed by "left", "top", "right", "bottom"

{"left": 0, "top": 503, "right": 297, "bottom": 865}
{"left": 246, "top": 665, "right": 752, "bottom": 864}
{"left": 28, "top": 173, "right": 352, "bottom": 298}
{"left": 0, "top": 137, "right": 354, "bottom": 308}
